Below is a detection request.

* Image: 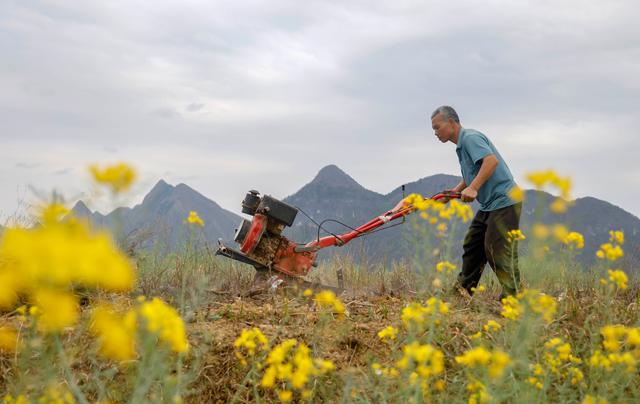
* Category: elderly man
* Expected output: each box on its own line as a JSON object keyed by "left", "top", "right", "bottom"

{"left": 431, "top": 106, "right": 522, "bottom": 298}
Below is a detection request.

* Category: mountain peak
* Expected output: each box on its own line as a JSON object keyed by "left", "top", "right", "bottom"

{"left": 311, "top": 165, "right": 364, "bottom": 189}
{"left": 71, "top": 200, "right": 92, "bottom": 217}
{"left": 143, "top": 179, "right": 174, "bottom": 204}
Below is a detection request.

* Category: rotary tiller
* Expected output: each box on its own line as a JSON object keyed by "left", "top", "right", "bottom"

{"left": 216, "top": 189, "right": 461, "bottom": 291}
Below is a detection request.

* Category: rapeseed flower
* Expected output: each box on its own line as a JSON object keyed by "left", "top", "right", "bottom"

{"left": 90, "top": 304, "right": 137, "bottom": 361}
{"left": 261, "top": 339, "right": 334, "bottom": 399}
{"left": 186, "top": 211, "right": 205, "bottom": 227}
{"left": 466, "top": 380, "right": 491, "bottom": 404}
{"left": 89, "top": 162, "right": 136, "bottom": 194}
{"left": 435, "top": 261, "right": 456, "bottom": 274}
{"left": 396, "top": 341, "right": 444, "bottom": 380}
{"left": 139, "top": 297, "right": 189, "bottom": 353}
{"left": 609, "top": 230, "right": 624, "bottom": 245}
{"left": 483, "top": 320, "right": 501, "bottom": 332}
{"left": 234, "top": 327, "right": 269, "bottom": 365}
{"left": 526, "top": 170, "right": 572, "bottom": 199}
{"left": 456, "top": 347, "right": 511, "bottom": 380}
{"left": 506, "top": 229, "right": 525, "bottom": 242}
{"left": 532, "top": 223, "right": 550, "bottom": 239}
{"left": 501, "top": 290, "right": 557, "bottom": 323}
{"left": 314, "top": 290, "right": 346, "bottom": 317}
{"left": 401, "top": 298, "right": 448, "bottom": 329}
{"left": 607, "top": 270, "right": 628, "bottom": 290}
{"left": 508, "top": 185, "right": 524, "bottom": 203}
{"left": 563, "top": 231, "right": 584, "bottom": 249}
{"left": 0, "top": 209, "right": 135, "bottom": 311}
{"left": 377, "top": 326, "right": 398, "bottom": 342}
{"left": 582, "top": 395, "right": 608, "bottom": 404}
{"left": 0, "top": 326, "right": 18, "bottom": 352}
{"left": 596, "top": 242, "right": 624, "bottom": 262}
{"left": 550, "top": 198, "right": 568, "bottom": 214}
{"left": 33, "top": 290, "right": 78, "bottom": 333}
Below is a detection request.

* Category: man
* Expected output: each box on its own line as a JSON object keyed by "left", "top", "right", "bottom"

{"left": 431, "top": 106, "right": 522, "bottom": 298}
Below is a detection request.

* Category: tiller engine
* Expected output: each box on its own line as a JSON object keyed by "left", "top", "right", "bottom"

{"left": 216, "top": 189, "right": 460, "bottom": 289}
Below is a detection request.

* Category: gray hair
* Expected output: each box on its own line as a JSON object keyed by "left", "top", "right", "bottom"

{"left": 431, "top": 106, "right": 460, "bottom": 123}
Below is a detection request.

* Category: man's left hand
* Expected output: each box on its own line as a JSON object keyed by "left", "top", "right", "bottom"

{"left": 461, "top": 186, "right": 477, "bottom": 202}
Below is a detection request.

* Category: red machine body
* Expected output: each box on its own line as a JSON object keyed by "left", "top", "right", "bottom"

{"left": 216, "top": 190, "right": 461, "bottom": 281}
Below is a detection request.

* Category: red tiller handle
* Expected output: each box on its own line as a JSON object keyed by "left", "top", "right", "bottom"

{"left": 304, "top": 190, "right": 462, "bottom": 250}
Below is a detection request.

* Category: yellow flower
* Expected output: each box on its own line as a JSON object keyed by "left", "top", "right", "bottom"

{"left": 609, "top": 230, "right": 624, "bottom": 245}
{"left": 455, "top": 346, "right": 492, "bottom": 367}
{"left": 550, "top": 198, "right": 568, "bottom": 214}
{"left": 488, "top": 350, "right": 512, "bottom": 379}
{"left": 90, "top": 304, "right": 137, "bottom": 361}
{"left": 563, "top": 231, "right": 584, "bottom": 249}
{"left": 39, "top": 203, "right": 70, "bottom": 225}
{"left": 473, "top": 285, "right": 486, "bottom": 293}
{"left": 89, "top": 162, "right": 136, "bottom": 193}
{"left": 278, "top": 390, "right": 292, "bottom": 402}
{"left": 261, "top": 339, "right": 334, "bottom": 392}
{"left": 506, "top": 229, "right": 525, "bottom": 242}
{"left": 532, "top": 224, "right": 550, "bottom": 239}
{"left": 0, "top": 326, "right": 18, "bottom": 352}
{"left": 456, "top": 347, "right": 511, "bottom": 380}
{"left": 186, "top": 211, "right": 205, "bottom": 227}
{"left": 33, "top": 290, "right": 78, "bottom": 333}
{"left": 508, "top": 185, "right": 524, "bottom": 203}
{"left": 314, "top": 290, "right": 346, "bottom": 316}
{"left": 601, "top": 325, "right": 627, "bottom": 352}
{"left": 500, "top": 295, "right": 523, "bottom": 321}
{"left": 596, "top": 243, "right": 624, "bottom": 262}
{"left": 501, "top": 290, "right": 556, "bottom": 323}
{"left": 302, "top": 289, "right": 313, "bottom": 297}
{"left": 525, "top": 170, "right": 571, "bottom": 199}
{"left": 608, "top": 270, "right": 628, "bottom": 290}
{"left": 582, "top": 395, "right": 608, "bottom": 404}
{"left": 396, "top": 342, "right": 444, "bottom": 379}
{"left": 483, "top": 320, "right": 501, "bottom": 332}
{"left": 234, "top": 327, "right": 269, "bottom": 364}
{"left": 377, "top": 326, "right": 398, "bottom": 342}
{"left": 0, "top": 218, "right": 135, "bottom": 310}
{"left": 436, "top": 261, "right": 456, "bottom": 273}
{"left": 552, "top": 224, "right": 569, "bottom": 242}
{"left": 589, "top": 350, "right": 612, "bottom": 370}
{"left": 139, "top": 297, "right": 189, "bottom": 353}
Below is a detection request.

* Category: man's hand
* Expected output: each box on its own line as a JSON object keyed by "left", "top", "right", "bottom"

{"left": 461, "top": 186, "right": 478, "bottom": 202}
{"left": 389, "top": 198, "right": 407, "bottom": 214}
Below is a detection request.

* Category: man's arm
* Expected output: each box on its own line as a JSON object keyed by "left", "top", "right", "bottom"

{"left": 449, "top": 180, "right": 466, "bottom": 193}
{"left": 461, "top": 154, "right": 498, "bottom": 202}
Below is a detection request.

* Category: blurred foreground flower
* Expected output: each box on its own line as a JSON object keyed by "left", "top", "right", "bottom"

{"left": 90, "top": 304, "right": 137, "bottom": 361}
{"left": 0, "top": 326, "right": 18, "bottom": 352}
{"left": 139, "top": 297, "right": 189, "bottom": 353}
{"left": 0, "top": 204, "right": 135, "bottom": 323}
{"left": 89, "top": 162, "right": 136, "bottom": 194}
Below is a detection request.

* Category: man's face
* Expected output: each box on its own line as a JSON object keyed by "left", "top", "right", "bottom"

{"left": 431, "top": 113, "right": 455, "bottom": 143}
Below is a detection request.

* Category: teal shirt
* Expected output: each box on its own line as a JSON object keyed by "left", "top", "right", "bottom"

{"left": 455, "top": 128, "right": 517, "bottom": 211}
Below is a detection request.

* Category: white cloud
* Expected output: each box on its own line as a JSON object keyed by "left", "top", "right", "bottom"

{"left": 0, "top": 0, "right": 638, "bottom": 221}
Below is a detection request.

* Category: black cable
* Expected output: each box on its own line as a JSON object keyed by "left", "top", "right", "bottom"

{"left": 295, "top": 205, "right": 404, "bottom": 244}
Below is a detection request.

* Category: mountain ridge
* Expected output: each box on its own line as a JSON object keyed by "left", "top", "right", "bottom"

{"left": 71, "top": 165, "right": 640, "bottom": 269}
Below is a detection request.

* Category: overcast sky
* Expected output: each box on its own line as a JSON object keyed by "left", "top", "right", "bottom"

{"left": 1, "top": 0, "right": 639, "bottom": 221}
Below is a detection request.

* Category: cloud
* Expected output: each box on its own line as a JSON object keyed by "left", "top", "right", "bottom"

{"left": 0, "top": 0, "right": 638, "bottom": 219}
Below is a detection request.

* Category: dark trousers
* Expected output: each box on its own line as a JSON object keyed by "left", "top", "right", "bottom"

{"left": 458, "top": 202, "right": 522, "bottom": 298}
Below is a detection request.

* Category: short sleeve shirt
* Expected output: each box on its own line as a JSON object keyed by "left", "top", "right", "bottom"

{"left": 455, "top": 128, "right": 518, "bottom": 211}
